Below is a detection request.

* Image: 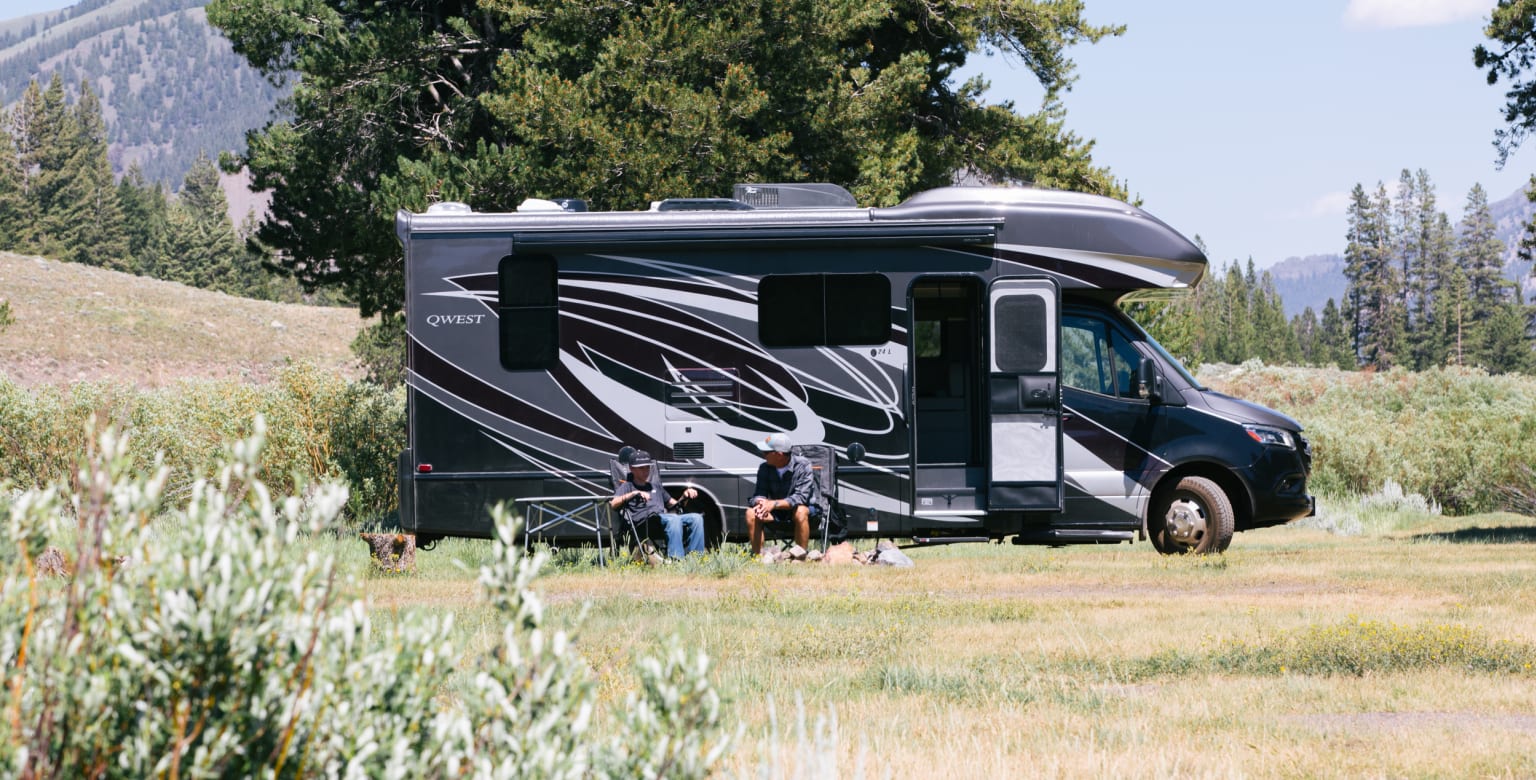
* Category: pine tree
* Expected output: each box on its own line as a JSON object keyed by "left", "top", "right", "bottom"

{"left": 164, "top": 152, "right": 255, "bottom": 295}
{"left": 117, "top": 163, "right": 169, "bottom": 276}
{"left": 55, "top": 81, "right": 128, "bottom": 269}
{"left": 16, "top": 74, "right": 75, "bottom": 257}
{"left": 1343, "top": 182, "right": 1403, "bottom": 369}
{"left": 1458, "top": 183, "right": 1513, "bottom": 337}
{"left": 0, "top": 117, "right": 24, "bottom": 251}
{"left": 1318, "top": 298, "right": 1356, "bottom": 369}
{"left": 1253, "top": 268, "right": 1300, "bottom": 363}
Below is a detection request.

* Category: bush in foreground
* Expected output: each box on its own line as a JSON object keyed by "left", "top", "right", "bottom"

{"left": 0, "top": 420, "right": 730, "bottom": 777}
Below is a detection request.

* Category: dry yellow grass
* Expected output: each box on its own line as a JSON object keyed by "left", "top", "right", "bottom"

{"left": 0, "top": 251, "right": 366, "bottom": 387}
{"left": 364, "top": 513, "right": 1536, "bottom": 778}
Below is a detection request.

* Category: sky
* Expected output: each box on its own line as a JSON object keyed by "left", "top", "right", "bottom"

{"left": 5, "top": 0, "right": 1531, "bottom": 268}
{"left": 4, "top": 0, "right": 73, "bottom": 18}
{"left": 960, "top": 0, "right": 1534, "bottom": 267}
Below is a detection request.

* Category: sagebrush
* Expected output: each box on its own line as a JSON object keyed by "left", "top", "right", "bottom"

{"left": 0, "top": 420, "right": 732, "bottom": 777}
{"left": 0, "top": 364, "right": 401, "bottom": 527}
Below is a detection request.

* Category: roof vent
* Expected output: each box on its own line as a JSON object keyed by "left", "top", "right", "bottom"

{"left": 425, "top": 201, "right": 473, "bottom": 214}
{"left": 733, "top": 183, "right": 857, "bottom": 209}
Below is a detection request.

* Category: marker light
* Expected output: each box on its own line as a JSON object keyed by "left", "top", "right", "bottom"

{"left": 417, "top": 464, "right": 433, "bottom": 473}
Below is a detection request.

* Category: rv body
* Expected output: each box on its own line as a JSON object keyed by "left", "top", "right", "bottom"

{"left": 396, "top": 184, "right": 1313, "bottom": 553}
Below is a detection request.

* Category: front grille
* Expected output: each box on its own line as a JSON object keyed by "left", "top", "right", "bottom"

{"left": 1297, "top": 432, "right": 1312, "bottom": 474}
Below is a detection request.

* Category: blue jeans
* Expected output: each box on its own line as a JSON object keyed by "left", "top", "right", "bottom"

{"left": 660, "top": 512, "right": 706, "bottom": 559}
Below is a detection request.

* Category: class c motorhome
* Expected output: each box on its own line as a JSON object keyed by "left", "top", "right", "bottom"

{"left": 396, "top": 183, "right": 1314, "bottom": 555}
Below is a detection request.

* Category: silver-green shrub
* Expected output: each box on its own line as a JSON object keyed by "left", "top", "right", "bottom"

{"left": 0, "top": 364, "right": 404, "bottom": 528}
{"left": 1204, "top": 363, "right": 1536, "bottom": 513}
{"left": 0, "top": 420, "right": 730, "bottom": 778}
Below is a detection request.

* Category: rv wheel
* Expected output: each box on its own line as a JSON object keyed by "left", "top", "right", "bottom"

{"left": 1149, "top": 476, "right": 1234, "bottom": 555}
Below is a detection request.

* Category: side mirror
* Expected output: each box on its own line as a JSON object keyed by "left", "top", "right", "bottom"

{"left": 1137, "top": 358, "right": 1164, "bottom": 404}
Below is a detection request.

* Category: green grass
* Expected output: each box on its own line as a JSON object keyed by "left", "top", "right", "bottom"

{"left": 347, "top": 510, "right": 1536, "bottom": 778}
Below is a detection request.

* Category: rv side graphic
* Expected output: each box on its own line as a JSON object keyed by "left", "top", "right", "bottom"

{"left": 396, "top": 184, "right": 1314, "bottom": 554}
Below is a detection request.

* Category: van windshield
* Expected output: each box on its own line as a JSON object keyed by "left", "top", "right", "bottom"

{"left": 1144, "top": 335, "right": 1203, "bottom": 390}
{"left": 1116, "top": 310, "right": 1204, "bottom": 390}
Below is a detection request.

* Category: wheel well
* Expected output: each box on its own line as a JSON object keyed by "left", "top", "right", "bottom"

{"left": 1146, "top": 463, "right": 1251, "bottom": 536}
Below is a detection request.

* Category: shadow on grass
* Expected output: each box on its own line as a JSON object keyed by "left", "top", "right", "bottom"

{"left": 1411, "top": 526, "right": 1536, "bottom": 544}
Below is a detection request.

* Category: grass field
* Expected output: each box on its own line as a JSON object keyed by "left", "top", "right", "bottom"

{"left": 0, "top": 251, "right": 364, "bottom": 386}
{"left": 339, "top": 504, "right": 1536, "bottom": 778}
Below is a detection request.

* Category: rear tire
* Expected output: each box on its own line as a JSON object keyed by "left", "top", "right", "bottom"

{"left": 1149, "top": 476, "right": 1234, "bottom": 555}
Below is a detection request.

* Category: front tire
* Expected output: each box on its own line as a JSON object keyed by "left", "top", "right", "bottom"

{"left": 1149, "top": 476, "right": 1234, "bottom": 555}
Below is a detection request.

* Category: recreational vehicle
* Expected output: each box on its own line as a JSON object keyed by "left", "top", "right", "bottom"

{"left": 396, "top": 184, "right": 1313, "bottom": 555}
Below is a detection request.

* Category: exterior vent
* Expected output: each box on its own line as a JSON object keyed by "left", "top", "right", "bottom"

{"left": 673, "top": 442, "right": 705, "bottom": 460}
{"left": 425, "top": 201, "right": 473, "bottom": 214}
{"left": 733, "top": 183, "right": 857, "bottom": 209}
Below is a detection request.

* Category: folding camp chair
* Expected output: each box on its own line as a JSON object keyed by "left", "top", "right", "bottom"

{"left": 763, "top": 443, "right": 842, "bottom": 552}
{"left": 607, "top": 446, "right": 699, "bottom": 562}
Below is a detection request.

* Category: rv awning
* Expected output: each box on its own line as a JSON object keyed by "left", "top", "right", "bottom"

{"left": 503, "top": 220, "right": 999, "bottom": 254}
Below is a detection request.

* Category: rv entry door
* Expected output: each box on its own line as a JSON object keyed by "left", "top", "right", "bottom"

{"left": 986, "top": 277, "right": 1063, "bottom": 511}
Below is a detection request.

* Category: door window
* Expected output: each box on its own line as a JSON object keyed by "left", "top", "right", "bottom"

{"left": 1062, "top": 314, "right": 1144, "bottom": 399}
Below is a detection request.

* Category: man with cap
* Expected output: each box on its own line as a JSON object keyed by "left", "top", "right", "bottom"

{"left": 746, "top": 432, "right": 819, "bottom": 555}
{"left": 609, "top": 450, "right": 705, "bottom": 559}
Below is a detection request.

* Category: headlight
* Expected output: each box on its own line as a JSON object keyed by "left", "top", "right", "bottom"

{"left": 1243, "top": 424, "right": 1295, "bottom": 449}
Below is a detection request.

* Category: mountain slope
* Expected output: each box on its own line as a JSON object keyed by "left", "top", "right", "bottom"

{"left": 0, "top": 0, "right": 285, "bottom": 187}
{"left": 0, "top": 251, "right": 365, "bottom": 387}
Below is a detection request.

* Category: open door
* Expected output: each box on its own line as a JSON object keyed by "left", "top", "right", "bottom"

{"left": 987, "top": 277, "right": 1063, "bottom": 511}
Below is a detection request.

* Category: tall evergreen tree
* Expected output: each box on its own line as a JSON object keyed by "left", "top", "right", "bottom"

{"left": 0, "top": 118, "right": 24, "bottom": 251}
{"left": 1343, "top": 182, "right": 1403, "bottom": 369}
{"left": 165, "top": 152, "right": 255, "bottom": 294}
{"left": 55, "top": 81, "right": 128, "bottom": 269}
{"left": 1317, "top": 298, "right": 1355, "bottom": 369}
{"left": 1459, "top": 183, "right": 1513, "bottom": 329}
{"left": 15, "top": 74, "right": 75, "bottom": 257}
{"left": 117, "top": 163, "right": 169, "bottom": 275}
{"left": 1253, "top": 267, "right": 1300, "bottom": 363}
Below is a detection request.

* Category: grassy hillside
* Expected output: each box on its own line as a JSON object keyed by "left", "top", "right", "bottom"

{"left": 0, "top": 251, "right": 366, "bottom": 386}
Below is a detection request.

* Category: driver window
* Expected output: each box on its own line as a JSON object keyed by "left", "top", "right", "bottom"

{"left": 1063, "top": 315, "right": 1144, "bottom": 399}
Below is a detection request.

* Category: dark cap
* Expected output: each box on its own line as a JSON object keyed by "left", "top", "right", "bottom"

{"left": 628, "top": 450, "right": 654, "bottom": 468}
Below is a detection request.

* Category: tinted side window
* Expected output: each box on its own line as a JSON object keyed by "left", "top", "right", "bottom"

{"left": 759, "top": 273, "right": 889, "bottom": 347}
{"left": 498, "top": 255, "right": 559, "bottom": 370}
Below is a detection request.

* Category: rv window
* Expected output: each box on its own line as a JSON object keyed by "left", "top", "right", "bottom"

{"left": 758, "top": 273, "right": 890, "bottom": 347}
{"left": 825, "top": 274, "right": 890, "bottom": 344}
{"left": 993, "top": 295, "right": 1048, "bottom": 373}
{"left": 498, "top": 255, "right": 559, "bottom": 370}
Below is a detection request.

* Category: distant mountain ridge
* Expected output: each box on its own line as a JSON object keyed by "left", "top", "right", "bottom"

{"left": 1267, "top": 185, "right": 1536, "bottom": 318}
{"left": 0, "top": 0, "right": 285, "bottom": 188}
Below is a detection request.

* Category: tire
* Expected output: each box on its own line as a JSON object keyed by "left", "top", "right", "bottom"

{"left": 1149, "top": 476, "right": 1235, "bottom": 555}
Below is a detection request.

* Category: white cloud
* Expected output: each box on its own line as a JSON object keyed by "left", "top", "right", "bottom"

{"left": 1306, "top": 191, "right": 1353, "bottom": 218}
{"left": 1343, "top": 0, "right": 1493, "bottom": 28}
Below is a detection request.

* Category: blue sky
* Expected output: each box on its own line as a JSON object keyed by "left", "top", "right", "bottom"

{"left": 7, "top": 0, "right": 1530, "bottom": 267}
{"left": 962, "top": 0, "right": 1531, "bottom": 267}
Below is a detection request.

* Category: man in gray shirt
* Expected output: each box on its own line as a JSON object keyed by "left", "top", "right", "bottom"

{"left": 746, "top": 432, "right": 818, "bottom": 555}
